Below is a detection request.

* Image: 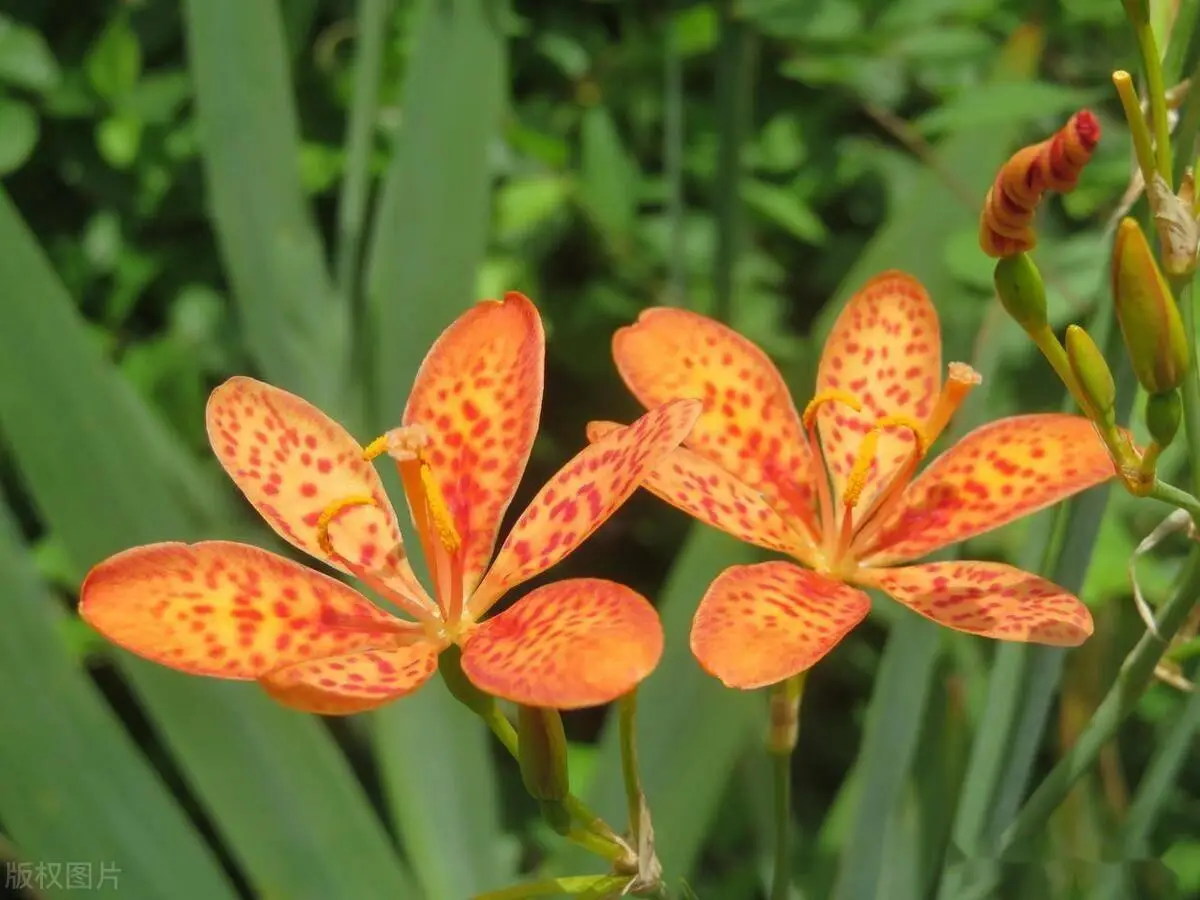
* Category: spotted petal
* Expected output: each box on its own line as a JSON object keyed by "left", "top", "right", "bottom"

{"left": 859, "top": 561, "right": 1093, "bottom": 645}
{"left": 261, "top": 644, "right": 441, "bottom": 715}
{"left": 404, "top": 293, "right": 545, "bottom": 595}
{"left": 816, "top": 271, "right": 941, "bottom": 510}
{"left": 856, "top": 414, "right": 1115, "bottom": 566}
{"left": 690, "top": 561, "right": 870, "bottom": 689}
{"left": 471, "top": 399, "right": 702, "bottom": 615}
{"left": 461, "top": 578, "right": 662, "bottom": 708}
{"left": 79, "top": 542, "right": 421, "bottom": 679}
{"left": 588, "top": 420, "right": 815, "bottom": 560}
{"left": 613, "top": 307, "right": 821, "bottom": 541}
{"left": 207, "top": 377, "right": 422, "bottom": 598}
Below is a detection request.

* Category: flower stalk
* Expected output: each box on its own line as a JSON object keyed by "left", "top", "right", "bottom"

{"left": 768, "top": 674, "right": 804, "bottom": 900}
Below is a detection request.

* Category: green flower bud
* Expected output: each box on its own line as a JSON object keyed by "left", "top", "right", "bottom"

{"left": 993, "top": 252, "right": 1049, "bottom": 334}
{"left": 1113, "top": 218, "right": 1191, "bottom": 393}
{"left": 1145, "top": 390, "right": 1182, "bottom": 448}
{"left": 518, "top": 705, "right": 570, "bottom": 823}
{"left": 1064, "top": 325, "right": 1116, "bottom": 427}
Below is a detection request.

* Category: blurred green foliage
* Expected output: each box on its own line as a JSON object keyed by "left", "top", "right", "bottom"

{"left": 0, "top": 1, "right": 1197, "bottom": 899}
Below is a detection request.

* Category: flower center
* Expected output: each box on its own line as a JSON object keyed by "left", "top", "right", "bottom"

{"left": 801, "top": 363, "right": 982, "bottom": 575}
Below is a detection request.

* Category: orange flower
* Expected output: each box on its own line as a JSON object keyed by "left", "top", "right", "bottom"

{"left": 591, "top": 273, "right": 1115, "bottom": 689}
{"left": 81, "top": 294, "right": 701, "bottom": 713}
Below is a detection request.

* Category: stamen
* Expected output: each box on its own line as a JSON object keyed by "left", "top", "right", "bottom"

{"left": 802, "top": 390, "right": 864, "bottom": 431}
{"left": 419, "top": 462, "right": 462, "bottom": 553}
{"left": 316, "top": 494, "right": 377, "bottom": 555}
{"left": 362, "top": 424, "right": 432, "bottom": 462}
{"left": 842, "top": 432, "right": 879, "bottom": 509}
{"left": 313, "top": 493, "right": 440, "bottom": 625}
{"left": 841, "top": 415, "right": 929, "bottom": 509}
{"left": 924, "top": 362, "right": 982, "bottom": 446}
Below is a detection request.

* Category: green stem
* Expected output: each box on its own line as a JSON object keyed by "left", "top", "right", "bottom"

{"left": 1125, "top": 0, "right": 1175, "bottom": 183}
{"left": 618, "top": 690, "right": 642, "bottom": 843}
{"left": 450, "top": 680, "right": 628, "bottom": 861}
{"left": 336, "top": 0, "right": 389, "bottom": 304}
{"left": 1174, "top": 277, "right": 1200, "bottom": 496}
{"left": 961, "top": 550, "right": 1200, "bottom": 900}
{"left": 471, "top": 874, "right": 630, "bottom": 900}
{"left": 770, "top": 748, "right": 792, "bottom": 900}
{"left": 768, "top": 675, "right": 803, "bottom": 900}
{"left": 1149, "top": 477, "right": 1200, "bottom": 519}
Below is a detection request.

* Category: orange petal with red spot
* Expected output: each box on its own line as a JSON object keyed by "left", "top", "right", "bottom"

{"left": 860, "top": 561, "right": 1092, "bottom": 645}
{"left": 815, "top": 271, "right": 941, "bottom": 509}
{"left": 404, "top": 293, "right": 545, "bottom": 595}
{"left": 471, "top": 399, "right": 702, "bottom": 615}
{"left": 461, "top": 578, "right": 662, "bottom": 708}
{"left": 207, "top": 377, "right": 421, "bottom": 598}
{"left": 690, "top": 562, "right": 870, "bottom": 689}
{"left": 260, "top": 643, "right": 441, "bottom": 715}
{"left": 613, "top": 307, "right": 821, "bottom": 542}
{"left": 80, "top": 541, "right": 420, "bottom": 679}
{"left": 587, "top": 420, "right": 815, "bottom": 560}
{"left": 856, "top": 414, "right": 1115, "bottom": 566}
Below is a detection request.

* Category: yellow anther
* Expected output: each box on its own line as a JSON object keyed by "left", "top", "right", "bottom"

{"left": 841, "top": 415, "right": 929, "bottom": 509}
{"left": 419, "top": 463, "right": 462, "bottom": 553}
{"left": 802, "top": 390, "right": 864, "bottom": 430}
{"left": 316, "top": 494, "right": 377, "bottom": 556}
{"left": 843, "top": 432, "right": 879, "bottom": 509}
{"left": 362, "top": 424, "right": 431, "bottom": 462}
{"left": 362, "top": 435, "right": 390, "bottom": 461}
{"left": 870, "top": 414, "right": 929, "bottom": 458}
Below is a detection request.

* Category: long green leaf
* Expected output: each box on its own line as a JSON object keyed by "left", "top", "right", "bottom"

{"left": 364, "top": 0, "right": 506, "bottom": 410}
{"left": 0, "top": 497, "right": 237, "bottom": 900}
{"left": 550, "top": 526, "right": 761, "bottom": 879}
{"left": 183, "top": 0, "right": 346, "bottom": 411}
{"left": 0, "top": 188, "right": 415, "bottom": 900}
{"left": 362, "top": 1, "right": 509, "bottom": 896}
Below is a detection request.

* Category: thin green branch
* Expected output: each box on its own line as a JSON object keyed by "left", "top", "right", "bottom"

{"left": 618, "top": 690, "right": 642, "bottom": 844}
{"left": 770, "top": 748, "right": 792, "bottom": 900}
{"left": 1150, "top": 477, "right": 1200, "bottom": 520}
{"left": 1176, "top": 278, "right": 1200, "bottom": 496}
{"left": 1125, "top": 0, "right": 1175, "bottom": 183}
{"left": 471, "top": 874, "right": 630, "bottom": 900}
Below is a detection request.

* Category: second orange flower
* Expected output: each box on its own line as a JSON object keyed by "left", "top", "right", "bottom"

{"left": 592, "top": 272, "right": 1117, "bottom": 689}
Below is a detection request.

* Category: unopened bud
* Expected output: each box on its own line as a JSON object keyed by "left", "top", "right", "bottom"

{"left": 1064, "top": 325, "right": 1116, "bottom": 427}
{"left": 1145, "top": 390, "right": 1183, "bottom": 449}
{"left": 993, "top": 253, "right": 1048, "bottom": 333}
{"left": 518, "top": 705, "right": 570, "bottom": 832}
{"left": 1113, "top": 218, "right": 1191, "bottom": 393}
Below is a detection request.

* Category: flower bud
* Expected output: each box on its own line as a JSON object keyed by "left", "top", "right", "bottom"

{"left": 1064, "top": 325, "right": 1116, "bottom": 427}
{"left": 1113, "top": 218, "right": 1191, "bottom": 393}
{"left": 993, "top": 252, "right": 1048, "bottom": 333}
{"left": 518, "top": 705, "right": 571, "bottom": 832}
{"left": 1145, "top": 390, "right": 1183, "bottom": 449}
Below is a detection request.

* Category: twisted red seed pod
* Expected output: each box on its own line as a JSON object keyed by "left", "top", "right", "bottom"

{"left": 979, "top": 110, "right": 1101, "bottom": 258}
